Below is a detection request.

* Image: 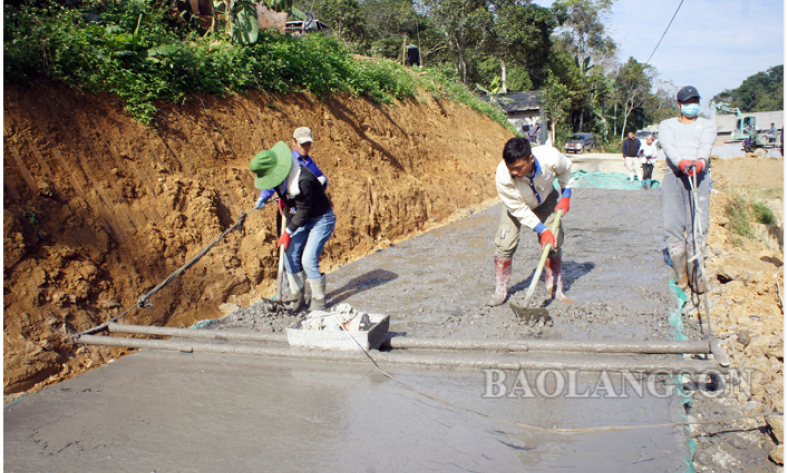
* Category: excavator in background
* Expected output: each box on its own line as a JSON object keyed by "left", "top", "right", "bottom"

{"left": 710, "top": 101, "right": 780, "bottom": 158}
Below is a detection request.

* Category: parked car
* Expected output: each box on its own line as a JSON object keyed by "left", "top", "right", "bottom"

{"left": 563, "top": 133, "right": 594, "bottom": 153}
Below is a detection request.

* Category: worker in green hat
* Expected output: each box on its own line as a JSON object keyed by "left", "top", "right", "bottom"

{"left": 249, "top": 141, "right": 336, "bottom": 311}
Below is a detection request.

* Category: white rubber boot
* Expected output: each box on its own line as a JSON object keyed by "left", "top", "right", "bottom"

{"left": 309, "top": 275, "right": 326, "bottom": 311}
{"left": 285, "top": 271, "right": 306, "bottom": 311}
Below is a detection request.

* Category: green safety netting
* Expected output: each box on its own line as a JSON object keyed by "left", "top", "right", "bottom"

{"left": 558, "top": 170, "right": 660, "bottom": 190}
{"left": 667, "top": 279, "right": 698, "bottom": 473}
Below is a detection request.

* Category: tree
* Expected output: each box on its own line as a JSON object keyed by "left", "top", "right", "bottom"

{"left": 315, "top": 0, "right": 367, "bottom": 47}
{"left": 552, "top": 0, "right": 616, "bottom": 64}
{"left": 423, "top": 0, "right": 495, "bottom": 83}
{"left": 548, "top": 0, "right": 616, "bottom": 136}
{"left": 492, "top": 2, "right": 556, "bottom": 91}
{"left": 648, "top": 79, "right": 678, "bottom": 124}
{"left": 538, "top": 72, "right": 573, "bottom": 145}
{"left": 712, "top": 65, "right": 783, "bottom": 112}
{"left": 614, "top": 57, "right": 653, "bottom": 139}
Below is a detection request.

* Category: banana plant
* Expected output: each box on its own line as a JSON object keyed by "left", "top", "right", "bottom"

{"left": 232, "top": 0, "right": 259, "bottom": 44}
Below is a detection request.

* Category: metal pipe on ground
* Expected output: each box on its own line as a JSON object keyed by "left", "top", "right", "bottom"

{"left": 77, "top": 334, "right": 728, "bottom": 374}
{"left": 108, "top": 323, "right": 288, "bottom": 344}
{"left": 388, "top": 337, "right": 711, "bottom": 354}
{"left": 107, "top": 323, "right": 711, "bottom": 356}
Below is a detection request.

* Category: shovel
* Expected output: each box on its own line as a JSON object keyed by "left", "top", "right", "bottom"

{"left": 273, "top": 198, "right": 289, "bottom": 302}
{"left": 509, "top": 208, "right": 563, "bottom": 325}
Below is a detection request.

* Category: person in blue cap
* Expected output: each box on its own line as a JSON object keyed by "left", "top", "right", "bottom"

{"left": 249, "top": 141, "right": 336, "bottom": 311}
{"left": 658, "top": 85, "right": 717, "bottom": 294}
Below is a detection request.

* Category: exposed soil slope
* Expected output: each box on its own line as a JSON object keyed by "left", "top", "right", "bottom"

{"left": 3, "top": 82, "right": 514, "bottom": 394}
{"left": 697, "top": 156, "right": 784, "bottom": 469}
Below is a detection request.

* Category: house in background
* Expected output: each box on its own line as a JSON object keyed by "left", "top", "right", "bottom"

{"left": 494, "top": 91, "right": 546, "bottom": 145}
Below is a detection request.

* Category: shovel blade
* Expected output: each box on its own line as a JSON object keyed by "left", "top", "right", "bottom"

{"left": 509, "top": 303, "right": 552, "bottom": 325}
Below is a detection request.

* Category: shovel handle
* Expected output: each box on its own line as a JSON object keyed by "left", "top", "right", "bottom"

{"left": 521, "top": 208, "right": 564, "bottom": 308}
{"left": 275, "top": 201, "right": 289, "bottom": 301}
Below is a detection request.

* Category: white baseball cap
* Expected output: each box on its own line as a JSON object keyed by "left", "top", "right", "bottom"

{"left": 293, "top": 127, "right": 313, "bottom": 144}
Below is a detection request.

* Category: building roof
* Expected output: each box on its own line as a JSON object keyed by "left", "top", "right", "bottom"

{"left": 497, "top": 91, "right": 541, "bottom": 113}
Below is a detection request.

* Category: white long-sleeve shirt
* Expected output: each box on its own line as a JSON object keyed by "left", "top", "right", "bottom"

{"left": 658, "top": 117, "right": 717, "bottom": 171}
{"left": 495, "top": 146, "right": 574, "bottom": 231}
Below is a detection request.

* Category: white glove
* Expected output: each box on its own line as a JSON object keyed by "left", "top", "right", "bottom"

{"left": 317, "top": 175, "right": 327, "bottom": 187}
{"left": 255, "top": 196, "right": 266, "bottom": 209}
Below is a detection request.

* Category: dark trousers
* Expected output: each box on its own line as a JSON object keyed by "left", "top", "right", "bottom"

{"left": 642, "top": 162, "right": 654, "bottom": 181}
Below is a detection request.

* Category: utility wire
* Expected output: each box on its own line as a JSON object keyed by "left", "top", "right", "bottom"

{"left": 646, "top": 0, "right": 684, "bottom": 65}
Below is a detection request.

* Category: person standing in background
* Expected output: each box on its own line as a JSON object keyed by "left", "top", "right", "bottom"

{"left": 623, "top": 131, "right": 642, "bottom": 182}
{"left": 639, "top": 135, "right": 659, "bottom": 189}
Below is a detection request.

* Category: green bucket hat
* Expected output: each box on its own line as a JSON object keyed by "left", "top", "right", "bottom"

{"left": 249, "top": 141, "right": 292, "bottom": 190}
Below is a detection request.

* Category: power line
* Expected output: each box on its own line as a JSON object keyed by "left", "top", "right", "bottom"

{"left": 646, "top": 0, "right": 685, "bottom": 65}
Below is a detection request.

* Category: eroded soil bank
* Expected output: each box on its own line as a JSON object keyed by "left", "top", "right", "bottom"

{"left": 3, "top": 82, "right": 513, "bottom": 394}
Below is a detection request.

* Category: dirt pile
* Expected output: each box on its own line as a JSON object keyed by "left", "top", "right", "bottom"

{"left": 3, "top": 82, "right": 514, "bottom": 394}
{"left": 693, "top": 157, "right": 784, "bottom": 470}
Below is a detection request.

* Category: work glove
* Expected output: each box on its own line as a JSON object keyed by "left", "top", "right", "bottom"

{"left": 554, "top": 198, "right": 570, "bottom": 217}
{"left": 278, "top": 230, "right": 291, "bottom": 250}
{"left": 539, "top": 229, "right": 556, "bottom": 250}
{"left": 678, "top": 159, "right": 705, "bottom": 176}
{"left": 255, "top": 195, "right": 266, "bottom": 210}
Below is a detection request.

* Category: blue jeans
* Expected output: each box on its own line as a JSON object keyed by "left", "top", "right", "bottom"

{"left": 284, "top": 209, "right": 336, "bottom": 280}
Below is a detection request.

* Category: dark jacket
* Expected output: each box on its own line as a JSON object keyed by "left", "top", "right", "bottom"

{"left": 623, "top": 138, "right": 641, "bottom": 157}
{"left": 277, "top": 166, "right": 332, "bottom": 233}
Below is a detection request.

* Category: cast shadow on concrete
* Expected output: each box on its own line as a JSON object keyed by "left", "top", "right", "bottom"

{"left": 509, "top": 260, "right": 595, "bottom": 307}
{"left": 327, "top": 269, "right": 398, "bottom": 306}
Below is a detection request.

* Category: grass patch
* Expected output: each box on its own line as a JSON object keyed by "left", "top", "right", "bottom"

{"left": 752, "top": 201, "right": 777, "bottom": 225}
{"left": 727, "top": 196, "right": 753, "bottom": 238}
{"left": 415, "top": 70, "right": 516, "bottom": 133}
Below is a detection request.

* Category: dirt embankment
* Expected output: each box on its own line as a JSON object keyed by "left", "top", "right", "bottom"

{"left": 3, "top": 82, "right": 514, "bottom": 394}
{"left": 699, "top": 157, "right": 784, "bottom": 468}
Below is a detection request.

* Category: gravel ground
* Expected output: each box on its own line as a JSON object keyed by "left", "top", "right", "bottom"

{"left": 711, "top": 143, "right": 782, "bottom": 159}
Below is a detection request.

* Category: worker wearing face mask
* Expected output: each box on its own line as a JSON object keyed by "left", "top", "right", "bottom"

{"left": 658, "top": 86, "right": 717, "bottom": 295}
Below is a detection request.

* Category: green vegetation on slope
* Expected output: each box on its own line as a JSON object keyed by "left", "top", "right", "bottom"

{"left": 4, "top": 0, "right": 512, "bottom": 131}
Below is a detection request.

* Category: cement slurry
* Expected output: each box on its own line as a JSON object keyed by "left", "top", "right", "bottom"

{"left": 5, "top": 187, "right": 694, "bottom": 472}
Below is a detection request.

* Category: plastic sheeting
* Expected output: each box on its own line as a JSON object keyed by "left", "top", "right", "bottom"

{"left": 667, "top": 279, "right": 698, "bottom": 473}
{"left": 562, "top": 170, "right": 660, "bottom": 190}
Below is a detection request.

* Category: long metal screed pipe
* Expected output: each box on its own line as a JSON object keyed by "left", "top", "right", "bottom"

{"left": 77, "top": 334, "right": 727, "bottom": 374}
{"left": 106, "top": 323, "right": 714, "bottom": 355}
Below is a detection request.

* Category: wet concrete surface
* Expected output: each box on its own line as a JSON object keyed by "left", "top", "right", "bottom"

{"left": 5, "top": 186, "right": 698, "bottom": 472}
{"left": 5, "top": 350, "right": 688, "bottom": 473}
{"left": 323, "top": 188, "right": 683, "bottom": 343}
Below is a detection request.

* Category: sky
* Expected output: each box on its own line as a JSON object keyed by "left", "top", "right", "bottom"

{"left": 533, "top": 0, "right": 785, "bottom": 112}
